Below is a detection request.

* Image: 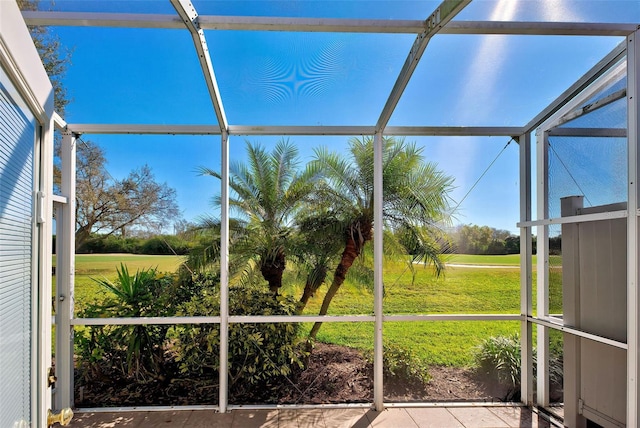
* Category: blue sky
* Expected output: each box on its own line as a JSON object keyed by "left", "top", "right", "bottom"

{"left": 46, "top": 0, "right": 638, "bottom": 234}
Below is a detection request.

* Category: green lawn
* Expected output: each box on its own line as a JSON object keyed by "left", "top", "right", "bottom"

{"left": 446, "top": 253, "right": 561, "bottom": 267}
{"left": 61, "top": 253, "right": 562, "bottom": 368}
{"left": 53, "top": 254, "right": 185, "bottom": 312}
{"left": 447, "top": 253, "right": 525, "bottom": 265}
{"left": 300, "top": 256, "right": 562, "bottom": 366}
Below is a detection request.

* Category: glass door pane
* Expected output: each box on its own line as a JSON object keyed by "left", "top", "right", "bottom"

{"left": 0, "top": 66, "right": 36, "bottom": 427}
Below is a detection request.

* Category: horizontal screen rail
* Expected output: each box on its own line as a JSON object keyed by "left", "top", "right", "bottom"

{"left": 69, "top": 314, "right": 523, "bottom": 326}
{"left": 529, "top": 316, "right": 627, "bottom": 350}
{"left": 383, "top": 314, "right": 521, "bottom": 321}
{"left": 518, "top": 209, "right": 627, "bottom": 228}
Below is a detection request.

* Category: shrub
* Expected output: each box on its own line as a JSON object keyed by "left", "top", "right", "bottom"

{"left": 365, "top": 344, "right": 430, "bottom": 385}
{"left": 76, "top": 264, "right": 178, "bottom": 380}
{"left": 475, "top": 334, "right": 521, "bottom": 387}
{"left": 474, "top": 333, "right": 563, "bottom": 401}
{"left": 173, "top": 286, "right": 306, "bottom": 400}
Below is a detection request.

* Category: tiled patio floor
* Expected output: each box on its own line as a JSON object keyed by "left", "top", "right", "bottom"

{"left": 68, "top": 406, "right": 560, "bottom": 428}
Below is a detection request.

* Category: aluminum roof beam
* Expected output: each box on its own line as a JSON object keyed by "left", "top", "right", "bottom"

{"left": 21, "top": 12, "right": 185, "bottom": 29}
{"left": 375, "top": 0, "right": 471, "bottom": 132}
{"left": 65, "top": 124, "right": 222, "bottom": 135}
{"left": 231, "top": 125, "right": 524, "bottom": 136}
{"left": 66, "top": 124, "right": 523, "bottom": 137}
{"left": 20, "top": 11, "right": 424, "bottom": 32}
{"left": 22, "top": 12, "right": 639, "bottom": 37}
{"left": 170, "top": 0, "right": 228, "bottom": 132}
{"left": 444, "top": 21, "right": 638, "bottom": 37}
{"left": 383, "top": 126, "right": 523, "bottom": 137}
{"left": 229, "top": 125, "right": 376, "bottom": 136}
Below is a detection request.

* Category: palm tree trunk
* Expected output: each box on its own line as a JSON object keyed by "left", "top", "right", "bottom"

{"left": 261, "top": 249, "right": 285, "bottom": 293}
{"left": 309, "top": 237, "right": 361, "bottom": 339}
{"left": 297, "top": 266, "right": 328, "bottom": 314}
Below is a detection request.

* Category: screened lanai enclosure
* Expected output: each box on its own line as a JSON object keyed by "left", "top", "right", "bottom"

{"left": 2, "top": 0, "right": 640, "bottom": 426}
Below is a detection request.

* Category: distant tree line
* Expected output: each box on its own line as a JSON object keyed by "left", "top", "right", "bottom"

{"left": 69, "top": 223, "right": 563, "bottom": 257}
{"left": 450, "top": 224, "right": 561, "bottom": 255}
{"left": 73, "top": 234, "right": 194, "bottom": 255}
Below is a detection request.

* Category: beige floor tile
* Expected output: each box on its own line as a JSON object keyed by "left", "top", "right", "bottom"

{"left": 137, "top": 411, "right": 192, "bottom": 427}
{"left": 68, "top": 406, "right": 565, "bottom": 428}
{"left": 322, "top": 408, "right": 370, "bottom": 428}
{"left": 230, "top": 409, "right": 278, "bottom": 428}
{"left": 488, "top": 407, "right": 550, "bottom": 428}
{"left": 546, "top": 406, "right": 564, "bottom": 420}
{"left": 296, "top": 409, "right": 326, "bottom": 428}
{"left": 366, "top": 408, "right": 419, "bottom": 428}
{"left": 405, "top": 408, "right": 464, "bottom": 428}
{"left": 69, "top": 411, "right": 148, "bottom": 427}
{"left": 185, "top": 410, "right": 235, "bottom": 428}
{"left": 447, "top": 407, "right": 510, "bottom": 428}
{"left": 279, "top": 409, "right": 299, "bottom": 428}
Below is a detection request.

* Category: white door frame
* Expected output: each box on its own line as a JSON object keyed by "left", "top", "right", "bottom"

{"left": 0, "top": 2, "right": 55, "bottom": 427}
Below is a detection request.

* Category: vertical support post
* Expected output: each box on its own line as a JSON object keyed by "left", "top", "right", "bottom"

{"left": 373, "top": 131, "right": 384, "bottom": 411}
{"left": 56, "top": 130, "right": 76, "bottom": 409}
{"left": 219, "top": 131, "right": 229, "bottom": 413}
{"left": 36, "top": 118, "right": 55, "bottom": 427}
{"left": 627, "top": 29, "right": 640, "bottom": 428}
{"left": 52, "top": 201, "right": 63, "bottom": 406}
{"left": 519, "top": 132, "right": 534, "bottom": 406}
{"left": 536, "top": 129, "right": 550, "bottom": 407}
{"left": 561, "top": 195, "right": 584, "bottom": 428}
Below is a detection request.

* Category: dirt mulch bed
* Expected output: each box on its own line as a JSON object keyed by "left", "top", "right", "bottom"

{"left": 74, "top": 343, "right": 520, "bottom": 407}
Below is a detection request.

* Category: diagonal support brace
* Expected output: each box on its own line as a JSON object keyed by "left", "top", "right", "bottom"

{"left": 376, "top": 0, "right": 471, "bottom": 132}
{"left": 170, "top": 0, "right": 228, "bottom": 132}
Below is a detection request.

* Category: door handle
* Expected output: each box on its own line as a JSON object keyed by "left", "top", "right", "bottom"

{"left": 47, "top": 408, "right": 73, "bottom": 427}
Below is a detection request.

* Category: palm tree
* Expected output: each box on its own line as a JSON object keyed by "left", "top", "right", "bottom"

{"left": 198, "top": 139, "right": 319, "bottom": 293}
{"left": 289, "top": 209, "right": 346, "bottom": 314}
{"left": 308, "top": 136, "right": 454, "bottom": 338}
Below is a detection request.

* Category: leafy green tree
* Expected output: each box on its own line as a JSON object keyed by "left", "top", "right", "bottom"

{"left": 453, "top": 224, "right": 518, "bottom": 255}
{"left": 308, "top": 136, "right": 454, "bottom": 338}
{"left": 198, "top": 139, "right": 319, "bottom": 293}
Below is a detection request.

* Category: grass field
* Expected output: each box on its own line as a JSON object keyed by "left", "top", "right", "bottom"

{"left": 60, "top": 253, "right": 562, "bottom": 368}
{"left": 447, "top": 254, "right": 525, "bottom": 265}
{"left": 303, "top": 257, "right": 562, "bottom": 366}
{"left": 53, "top": 254, "right": 185, "bottom": 310}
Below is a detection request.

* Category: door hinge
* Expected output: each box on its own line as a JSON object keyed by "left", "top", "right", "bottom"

{"left": 47, "top": 367, "right": 57, "bottom": 388}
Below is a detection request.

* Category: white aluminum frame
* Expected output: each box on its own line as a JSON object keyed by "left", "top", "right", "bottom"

{"left": 22, "top": 11, "right": 638, "bottom": 36}
{"left": 529, "top": 33, "right": 637, "bottom": 424}
{"left": 54, "top": 130, "right": 76, "bottom": 410}
{"left": 24, "top": 0, "right": 640, "bottom": 421}
{"left": 170, "top": 0, "right": 228, "bottom": 132}
{"left": 219, "top": 130, "right": 230, "bottom": 413}
{"left": 535, "top": 130, "right": 551, "bottom": 408}
{"left": 627, "top": 28, "right": 640, "bottom": 428}
{"left": 375, "top": 0, "right": 471, "bottom": 131}
{"left": 519, "top": 132, "right": 534, "bottom": 406}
